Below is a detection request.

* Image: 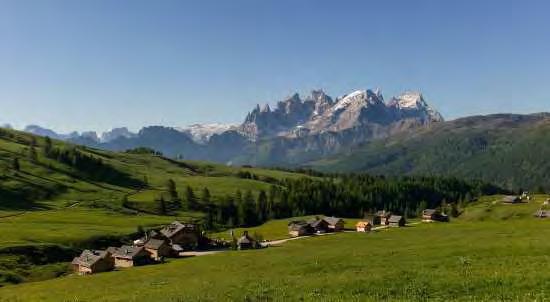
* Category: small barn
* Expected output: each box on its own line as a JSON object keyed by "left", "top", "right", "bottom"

{"left": 71, "top": 250, "right": 114, "bottom": 275}
{"left": 355, "top": 221, "right": 372, "bottom": 232}
{"left": 502, "top": 196, "right": 521, "bottom": 204}
{"left": 144, "top": 238, "right": 172, "bottom": 261}
{"left": 288, "top": 221, "right": 314, "bottom": 237}
{"left": 387, "top": 215, "right": 406, "bottom": 227}
{"left": 323, "top": 217, "right": 345, "bottom": 232}
{"left": 109, "top": 246, "right": 150, "bottom": 268}
{"left": 237, "top": 231, "right": 257, "bottom": 250}
{"left": 422, "top": 209, "right": 449, "bottom": 222}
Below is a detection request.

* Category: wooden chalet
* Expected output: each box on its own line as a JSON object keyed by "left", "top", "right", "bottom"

{"left": 159, "top": 221, "right": 199, "bottom": 249}
{"left": 288, "top": 221, "right": 314, "bottom": 237}
{"left": 355, "top": 221, "right": 372, "bottom": 232}
{"left": 323, "top": 217, "right": 345, "bottom": 232}
{"left": 108, "top": 245, "right": 150, "bottom": 268}
{"left": 143, "top": 238, "right": 172, "bottom": 261}
{"left": 237, "top": 231, "right": 256, "bottom": 250}
{"left": 422, "top": 209, "right": 449, "bottom": 222}
{"left": 502, "top": 195, "right": 521, "bottom": 204}
{"left": 71, "top": 250, "right": 114, "bottom": 275}
{"left": 387, "top": 215, "right": 406, "bottom": 227}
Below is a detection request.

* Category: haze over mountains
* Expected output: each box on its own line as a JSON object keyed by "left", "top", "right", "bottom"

{"left": 16, "top": 88, "right": 443, "bottom": 165}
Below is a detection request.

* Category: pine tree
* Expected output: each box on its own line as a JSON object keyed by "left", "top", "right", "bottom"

{"left": 185, "top": 185, "right": 198, "bottom": 210}
{"left": 44, "top": 136, "right": 53, "bottom": 156}
{"left": 166, "top": 179, "right": 177, "bottom": 200}
{"left": 157, "top": 195, "right": 167, "bottom": 215}
{"left": 201, "top": 187, "right": 211, "bottom": 206}
{"left": 12, "top": 158, "right": 20, "bottom": 171}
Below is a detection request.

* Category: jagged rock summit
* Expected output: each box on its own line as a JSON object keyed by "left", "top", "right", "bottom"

{"left": 240, "top": 88, "right": 443, "bottom": 140}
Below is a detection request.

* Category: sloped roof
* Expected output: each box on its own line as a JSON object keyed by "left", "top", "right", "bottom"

{"left": 388, "top": 215, "right": 404, "bottom": 223}
{"left": 72, "top": 250, "right": 110, "bottom": 268}
{"left": 308, "top": 219, "right": 328, "bottom": 228}
{"left": 323, "top": 217, "right": 343, "bottom": 226}
{"left": 376, "top": 210, "right": 391, "bottom": 217}
{"left": 144, "top": 238, "right": 167, "bottom": 250}
{"left": 111, "top": 245, "right": 145, "bottom": 259}
{"left": 356, "top": 221, "right": 372, "bottom": 227}
{"left": 160, "top": 221, "right": 197, "bottom": 238}
{"left": 423, "top": 209, "right": 438, "bottom": 216}
{"left": 502, "top": 195, "right": 520, "bottom": 203}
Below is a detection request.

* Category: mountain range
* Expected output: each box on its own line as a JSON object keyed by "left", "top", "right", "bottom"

{"left": 19, "top": 88, "right": 443, "bottom": 165}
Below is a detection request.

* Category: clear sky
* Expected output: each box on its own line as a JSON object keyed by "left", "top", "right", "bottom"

{"left": 1, "top": 0, "right": 549, "bottom": 133}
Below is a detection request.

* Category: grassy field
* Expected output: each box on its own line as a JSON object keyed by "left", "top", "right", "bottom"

{"left": 0, "top": 208, "right": 199, "bottom": 248}
{"left": 1, "top": 195, "right": 549, "bottom": 301}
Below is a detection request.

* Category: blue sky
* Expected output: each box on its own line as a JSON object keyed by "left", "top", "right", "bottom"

{"left": 1, "top": 0, "right": 549, "bottom": 132}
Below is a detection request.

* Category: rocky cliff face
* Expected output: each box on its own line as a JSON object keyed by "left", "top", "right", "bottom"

{"left": 239, "top": 89, "right": 442, "bottom": 140}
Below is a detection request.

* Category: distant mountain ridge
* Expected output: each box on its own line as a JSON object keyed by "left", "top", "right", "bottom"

{"left": 15, "top": 88, "right": 443, "bottom": 165}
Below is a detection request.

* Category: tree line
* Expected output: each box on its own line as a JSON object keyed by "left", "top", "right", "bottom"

{"left": 159, "top": 174, "right": 505, "bottom": 229}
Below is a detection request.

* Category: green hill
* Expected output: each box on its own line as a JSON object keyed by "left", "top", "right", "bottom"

{"left": 312, "top": 113, "right": 550, "bottom": 191}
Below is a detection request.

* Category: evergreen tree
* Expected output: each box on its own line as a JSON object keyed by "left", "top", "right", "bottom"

{"left": 157, "top": 195, "right": 167, "bottom": 215}
{"left": 44, "top": 136, "right": 53, "bottom": 156}
{"left": 12, "top": 158, "right": 20, "bottom": 171}
{"left": 185, "top": 185, "right": 198, "bottom": 210}
{"left": 201, "top": 187, "right": 211, "bottom": 206}
{"left": 166, "top": 179, "right": 177, "bottom": 200}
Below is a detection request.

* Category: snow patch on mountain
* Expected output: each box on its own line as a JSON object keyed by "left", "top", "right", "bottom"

{"left": 178, "top": 123, "right": 238, "bottom": 144}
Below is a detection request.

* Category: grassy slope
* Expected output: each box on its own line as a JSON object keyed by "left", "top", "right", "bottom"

{"left": 312, "top": 114, "right": 550, "bottom": 191}
{"left": 1, "top": 195, "right": 549, "bottom": 301}
{"left": 0, "top": 128, "right": 310, "bottom": 247}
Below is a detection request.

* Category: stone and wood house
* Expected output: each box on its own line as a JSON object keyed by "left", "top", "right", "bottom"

{"left": 71, "top": 250, "right": 114, "bottom": 275}
{"left": 108, "top": 245, "right": 150, "bottom": 268}
{"left": 143, "top": 238, "right": 172, "bottom": 261}
{"left": 159, "top": 221, "right": 199, "bottom": 249}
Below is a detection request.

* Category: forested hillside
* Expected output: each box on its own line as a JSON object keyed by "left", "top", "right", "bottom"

{"left": 312, "top": 113, "right": 550, "bottom": 191}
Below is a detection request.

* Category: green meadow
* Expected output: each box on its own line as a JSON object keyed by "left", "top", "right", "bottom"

{"left": 1, "top": 195, "right": 549, "bottom": 301}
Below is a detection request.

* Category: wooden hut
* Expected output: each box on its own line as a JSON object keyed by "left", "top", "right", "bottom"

{"left": 387, "top": 215, "right": 406, "bottom": 227}
{"left": 144, "top": 238, "right": 172, "bottom": 261}
{"left": 422, "top": 209, "right": 449, "bottom": 222}
{"left": 309, "top": 218, "right": 330, "bottom": 233}
{"left": 323, "top": 217, "right": 345, "bottom": 232}
{"left": 71, "top": 250, "right": 114, "bottom": 275}
{"left": 376, "top": 210, "right": 392, "bottom": 225}
{"left": 237, "top": 231, "right": 257, "bottom": 250}
{"left": 108, "top": 246, "right": 150, "bottom": 268}
{"left": 502, "top": 196, "right": 521, "bottom": 204}
{"left": 355, "top": 221, "right": 372, "bottom": 232}
{"left": 288, "top": 221, "right": 314, "bottom": 237}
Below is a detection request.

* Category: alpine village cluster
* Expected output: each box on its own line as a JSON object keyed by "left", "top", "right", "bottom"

{"left": 72, "top": 192, "right": 548, "bottom": 276}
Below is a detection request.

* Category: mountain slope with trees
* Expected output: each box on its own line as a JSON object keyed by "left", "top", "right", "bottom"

{"left": 312, "top": 113, "right": 550, "bottom": 191}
